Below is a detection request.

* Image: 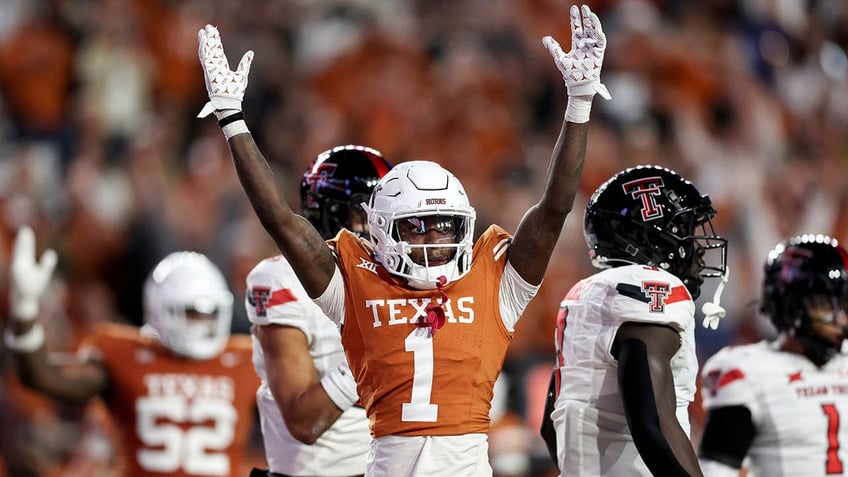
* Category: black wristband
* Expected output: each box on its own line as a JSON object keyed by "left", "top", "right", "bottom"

{"left": 217, "top": 111, "right": 244, "bottom": 127}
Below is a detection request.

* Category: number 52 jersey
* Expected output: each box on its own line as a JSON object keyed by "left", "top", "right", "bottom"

{"left": 702, "top": 341, "right": 848, "bottom": 476}
{"left": 82, "top": 322, "right": 259, "bottom": 477}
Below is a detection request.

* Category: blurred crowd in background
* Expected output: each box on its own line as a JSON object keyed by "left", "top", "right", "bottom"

{"left": 0, "top": 0, "right": 846, "bottom": 475}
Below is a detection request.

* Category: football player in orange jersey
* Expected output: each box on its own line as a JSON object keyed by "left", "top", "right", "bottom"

{"left": 197, "top": 4, "right": 609, "bottom": 476}
{"left": 4, "top": 226, "right": 260, "bottom": 477}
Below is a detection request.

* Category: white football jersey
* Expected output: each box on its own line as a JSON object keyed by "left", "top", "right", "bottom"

{"left": 701, "top": 340, "right": 848, "bottom": 477}
{"left": 245, "top": 256, "right": 369, "bottom": 476}
{"left": 552, "top": 264, "right": 698, "bottom": 476}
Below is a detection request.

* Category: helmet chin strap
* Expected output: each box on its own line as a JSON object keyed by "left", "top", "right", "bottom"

{"left": 701, "top": 266, "right": 730, "bottom": 330}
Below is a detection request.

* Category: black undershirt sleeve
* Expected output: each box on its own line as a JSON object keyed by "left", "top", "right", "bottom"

{"left": 698, "top": 405, "right": 756, "bottom": 469}
{"left": 614, "top": 338, "right": 692, "bottom": 477}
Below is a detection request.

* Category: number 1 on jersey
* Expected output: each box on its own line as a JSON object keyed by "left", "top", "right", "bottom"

{"left": 402, "top": 328, "right": 438, "bottom": 422}
{"left": 823, "top": 403, "right": 844, "bottom": 474}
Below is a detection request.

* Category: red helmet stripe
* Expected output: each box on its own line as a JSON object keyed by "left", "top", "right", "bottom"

{"left": 368, "top": 153, "right": 391, "bottom": 176}
{"left": 836, "top": 241, "right": 848, "bottom": 272}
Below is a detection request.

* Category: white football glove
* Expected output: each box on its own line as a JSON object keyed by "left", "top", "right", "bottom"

{"left": 197, "top": 24, "right": 254, "bottom": 119}
{"left": 10, "top": 226, "right": 57, "bottom": 322}
{"left": 543, "top": 5, "right": 611, "bottom": 101}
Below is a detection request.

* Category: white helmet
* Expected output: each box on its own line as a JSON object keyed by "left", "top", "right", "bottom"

{"left": 364, "top": 161, "right": 476, "bottom": 289}
{"left": 143, "top": 251, "right": 234, "bottom": 360}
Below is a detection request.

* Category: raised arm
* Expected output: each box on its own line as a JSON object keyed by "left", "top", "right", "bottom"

{"left": 5, "top": 227, "right": 108, "bottom": 405}
{"left": 613, "top": 322, "right": 703, "bottom": 477}
{"left": 509, "top": 4, "right": 611, "bottom": 285}
{"left": 196, "top": 25, "right": 335, "bottom": 297}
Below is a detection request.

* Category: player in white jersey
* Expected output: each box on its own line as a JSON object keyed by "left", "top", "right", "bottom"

{"left": 542, "top": 165, "right": 728, "bottom": 477}
{"left": 246, "top": 145, "right": 392, "bottom": 477}
{"left": 699, "top": 234, "right": 848, "bottom": 477}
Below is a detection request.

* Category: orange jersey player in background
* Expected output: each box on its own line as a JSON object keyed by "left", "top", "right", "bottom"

{"left": 4, "top": 226, "right": 260, "bottom": 477}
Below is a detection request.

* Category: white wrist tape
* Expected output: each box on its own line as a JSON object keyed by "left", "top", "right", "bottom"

{"left": 565, "top": 95, "right": 593, "bottom": 123}
{"left": 4, "top": 324, "right": 45, "bottom": 353}
{"left": 320, "top": 361, "right": 359, "bottom": 411}
{"left": 222, "top": 120, "right": 249, "bottom": 140}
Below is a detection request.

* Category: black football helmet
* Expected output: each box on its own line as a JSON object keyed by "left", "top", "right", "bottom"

{"left": 300, "top": 145, "right": 392, "bottom": 239}
{"left": 761, "top": 234, "right": 848, "bottom": 365}
{"left": 584, "top": 165, "right": 727, "bottom": 299}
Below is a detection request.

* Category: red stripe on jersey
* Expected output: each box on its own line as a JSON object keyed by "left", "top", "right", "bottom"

{"left": 717, "top": 368, "right": 745, "bottom": 389}
{"left": 555, "top": 307, "right": 569, "bottom": 368}
{"left": 665, "top": 285, "right": 692, "bottom": 304}
{"left": 269, "top": 288, "right": 298, "bottom": 307}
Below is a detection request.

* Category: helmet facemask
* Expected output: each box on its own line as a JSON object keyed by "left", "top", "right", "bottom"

{"left": 664, "top": 202, "right": 727, "bottom": 298}
{"left": 390, "top": 213, "right": 474, "bottom": 288}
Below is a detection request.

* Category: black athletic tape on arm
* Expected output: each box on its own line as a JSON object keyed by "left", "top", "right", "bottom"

{"left": 218, "top": 111, "right": 245, "bottom": 127}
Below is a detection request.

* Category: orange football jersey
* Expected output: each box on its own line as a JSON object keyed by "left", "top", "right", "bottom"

{"left": 332, "top": 225, "right": 514, "bottom": 437}
{"left": 82, "top": 322, "right": 259, "bottom": 477}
